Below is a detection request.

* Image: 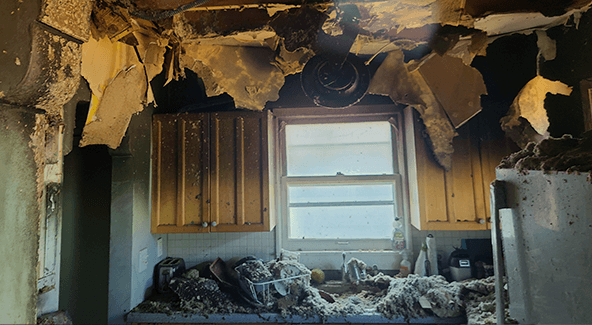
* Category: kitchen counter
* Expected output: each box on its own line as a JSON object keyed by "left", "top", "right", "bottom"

{"left": 126, "top": 312, "right": 467, "bottom": 324}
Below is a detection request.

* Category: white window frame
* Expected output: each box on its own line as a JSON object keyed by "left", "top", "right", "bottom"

{"left": 272, "top": 105, "right": 412, "bottom": 255}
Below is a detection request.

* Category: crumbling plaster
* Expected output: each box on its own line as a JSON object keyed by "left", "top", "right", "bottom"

{"left": 0, "top": 0, "right": 92, "bottom": 323}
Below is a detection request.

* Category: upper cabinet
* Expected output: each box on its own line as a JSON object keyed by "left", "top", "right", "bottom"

{"left": 405, "top": 108, "right": 516, "bottom": 231}
{"left": 151, "top": 111, "right": 276, "bottom": 233}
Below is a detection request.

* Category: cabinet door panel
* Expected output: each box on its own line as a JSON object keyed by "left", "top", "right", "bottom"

{"left": 152, "top": 114, "right": 209, "bottom": 233}
{"left": 210, "top": 112, "right": 270, "bottom": 232}
{"left": 152, "top": 115, "right": 179, "bottom": 231}
{"left": 407, "top": 108, "right": 488, "bottom": 231}
{"left": 181, "top": 116, "right": 209, "bottom": 231}
{"left": 210, "top": 115, "right": 239, "bottom": 228}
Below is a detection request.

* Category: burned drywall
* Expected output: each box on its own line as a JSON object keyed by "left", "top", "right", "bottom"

{"left": 418, "top": 54, "right": 487, "bottom": 128}
{"left": 369, "top": 50, "right": 477, "bottom": 170}
{"left": 1, "top": 25, "right": 82, "bottom": 117}
{"left": 39, "top": 0, "right": 93, "bottom": 42}
{"left": 500, "top": 75, "right": 572, "bottom": 147}
{"left": 80, "top": 66, "right": 148, "bottom": 148}
{"left": 78, "top": 33, "right": 167, "bottom": 148}
{"left": 181, "top": 45, "right": 286, "bottom": 111}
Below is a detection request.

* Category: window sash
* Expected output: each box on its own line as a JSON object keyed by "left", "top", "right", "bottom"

{"left": 275, "top": 108, "right": 409, "bottom": 252}
{"left": 280, "top": 175, "right": 405, "bottom": 250}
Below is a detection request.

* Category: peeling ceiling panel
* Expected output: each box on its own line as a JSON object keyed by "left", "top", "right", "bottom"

{"left": 368, "top": 50, "right": 456, "bottom": 169}
{"left": 80, "top": 65, "right": 147, "bottom": 148}
{"left": 465, "top": 0, "right": 592, "bottom": 18}
{"left": 354, "top": 0, "right": 464, "bottom": 34}
{"left": 181, "top": 45, "right": 286, "bottom": 110}
{"left": 80, "top": 35, "right": 166, "bottom": 147}
{"left": 81, "top": 37, "right": 143, "bottom": 123}
{"left": 501, "top": 75, "right": 573, "bottom": 146}
{"left": 173, "top": 9, "right": 274, "bottom": 40}
{"left": 133, "top": 0, "right": 309, "bottom": 11}
{"left": 473, "top": 11, "right": 574, "bottom": 35}
{"left": 418, "top": 54, "right": 487, "bottom": 128}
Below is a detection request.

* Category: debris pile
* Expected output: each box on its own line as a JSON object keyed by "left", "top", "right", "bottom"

{"left": 132, "top": 256, "right": 512, "bottom": 324}
{"left": 499, "top": 134, "right": 592, "bottom": 172}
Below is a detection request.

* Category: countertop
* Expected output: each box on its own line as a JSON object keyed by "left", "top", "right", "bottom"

{"left": 126, "top": 312, "right": 467, "bottom": 324}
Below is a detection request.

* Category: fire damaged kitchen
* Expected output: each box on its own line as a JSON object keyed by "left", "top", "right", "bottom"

{"left": 2, "top": 0, "right": 592, "bottom": 324}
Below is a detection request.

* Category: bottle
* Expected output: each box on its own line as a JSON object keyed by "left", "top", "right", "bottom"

{"left": 399, "top": 250, "right": 411, "bottom": 277}
{"left": 414, "top": 242, "right": 428, "bottom": 276}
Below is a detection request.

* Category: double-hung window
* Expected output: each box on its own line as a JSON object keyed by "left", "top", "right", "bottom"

{"left": 276, "top": 106, "right": 408, "bottom": 252}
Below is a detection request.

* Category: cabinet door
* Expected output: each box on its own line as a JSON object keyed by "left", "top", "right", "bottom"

{"left": 210, "top": 111, "right": 271, "bottom": 232}
{"left": 407, "top": 108, "right": 489, "bottom": 231}
{"left": 151, "top": 114, "right": 210, "bottom": 233}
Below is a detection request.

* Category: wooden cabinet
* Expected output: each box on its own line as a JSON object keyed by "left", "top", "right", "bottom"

{"left": 405, "top": 108, "right": 515, "bottom": 231}
{"left": 151, "top": 111, "right": 275, "bottom": 233}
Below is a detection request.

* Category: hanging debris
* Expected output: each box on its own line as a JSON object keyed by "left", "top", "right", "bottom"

{"left": 500, "top": 75, "right": 572, "bottom": 148}
{"left": 368, "top": 50, "right": 458, "bottom": 169}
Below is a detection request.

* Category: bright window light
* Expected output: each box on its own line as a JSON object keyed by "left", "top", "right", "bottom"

{"left": 282, "top": 121, "right": 402, "bottom": 246}
{"left": 286, "top": 122, "right": 394, "bottom": 176}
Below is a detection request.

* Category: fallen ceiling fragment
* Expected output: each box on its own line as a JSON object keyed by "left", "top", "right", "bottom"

{"left": 418, "top": 53, "right": 487, "bottom": 128}
{"left": 500, "top": 75, "right": 573, "bottom": 148}
{"left": 80, "top": 34, "right": 166, "bottom": 148}
{"left": 368, "top": 50, "right": 457, "bottom": 170}
{"left": 80, "top": 65, "right": 148, "bottom": 148}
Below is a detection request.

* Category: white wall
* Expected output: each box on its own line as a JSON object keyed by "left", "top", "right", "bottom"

{"left": 109, "top": 106, "right": 168, "bottom": 324}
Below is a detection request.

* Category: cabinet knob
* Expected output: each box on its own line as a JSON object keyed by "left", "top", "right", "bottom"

{"left": 202, "top": 222, "right": 208, "bottom": 227}
{"left": 478, "top": 218, "right": 485, "bottom": 224}
{"left": 211, "top": 221, "right": 217, "bottom": 227}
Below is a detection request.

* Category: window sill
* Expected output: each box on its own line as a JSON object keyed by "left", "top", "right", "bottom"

{"left": 296, "top": 250, "right": 403, "bottom": 271}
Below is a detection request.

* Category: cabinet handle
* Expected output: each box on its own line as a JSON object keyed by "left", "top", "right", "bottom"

{"left": 202, "top": 222, "right": 208, "bottom": 227}
{"left": 211, "top": 221, "right": 217, "bottom": 227}
{"left": 478, "top": 218, "right": 485, "bottom": 224}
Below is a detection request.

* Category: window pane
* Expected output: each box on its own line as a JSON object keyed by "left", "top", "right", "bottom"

{"left": 289, "top": 205, "right": 395, "bottom": 239}
{"left": 286, "top": 122, "right": 394, "bottom": 176}
{"left": 289, "top": 184, "right": 393, "bottom": 204}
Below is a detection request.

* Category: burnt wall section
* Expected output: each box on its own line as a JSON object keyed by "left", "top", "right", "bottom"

{"left": 0, "top": 0, "right": 40, "bottom": 98}
{"left": 541, "top": 10, "right": 592, "bottom": 138}
{"left": 0, "top": 106, "right": 41, "bottom": 324}
{"left": 0, "top": 0, "right": 91, "bottom": 116}
{"left": 60, "top": 104, "right": 111, "bottom": 324}
{"left": 61, "top": 80, "right": 91, "bottom": 156}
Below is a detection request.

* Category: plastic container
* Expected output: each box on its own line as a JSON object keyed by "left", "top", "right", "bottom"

{"left": 399, "top": 250, "right": 411, "bottom": 276}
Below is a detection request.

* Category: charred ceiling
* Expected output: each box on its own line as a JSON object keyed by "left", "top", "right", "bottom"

{"left": 75, "top": 0, "right": 592, "bottom": 168}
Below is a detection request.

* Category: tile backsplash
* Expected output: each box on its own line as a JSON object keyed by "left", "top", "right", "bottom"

{"left": 411, "top": 228, "right": 491, "bottom": 268}
{"left": 167, "top": 227, "right": 491, "bottom": 269}
{"left": 167, "top": 231, "right": 276, "bottom": 268}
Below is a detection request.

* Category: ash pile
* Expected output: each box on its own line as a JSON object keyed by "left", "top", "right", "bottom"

{"left": 133, "top": 253, "right": 513, "bottom": 324}
{"left": 499, "top": 133, "right": 592, "bottom": 172}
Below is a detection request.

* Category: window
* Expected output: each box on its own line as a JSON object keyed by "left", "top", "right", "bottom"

{"left": 275, "top": 106, "right": 409, "bottom": 252}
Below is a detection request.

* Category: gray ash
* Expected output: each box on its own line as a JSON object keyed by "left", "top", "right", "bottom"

{"left": 499, "top": 134, "right": 592, "bottom": 172}
{"left": 132, "top": 258, "right": 512, "bottom": 323}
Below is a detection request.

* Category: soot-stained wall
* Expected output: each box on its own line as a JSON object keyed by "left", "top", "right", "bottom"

{"left": 60, "top": 103, "right": 111, "bottom": 324}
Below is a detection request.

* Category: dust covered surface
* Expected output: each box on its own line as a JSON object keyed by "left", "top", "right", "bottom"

{"left": 132, "top": 258, "right": 512, "bottom": 324}
{"left": 498, "top": 134, "right": 592, "bottom": 173}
